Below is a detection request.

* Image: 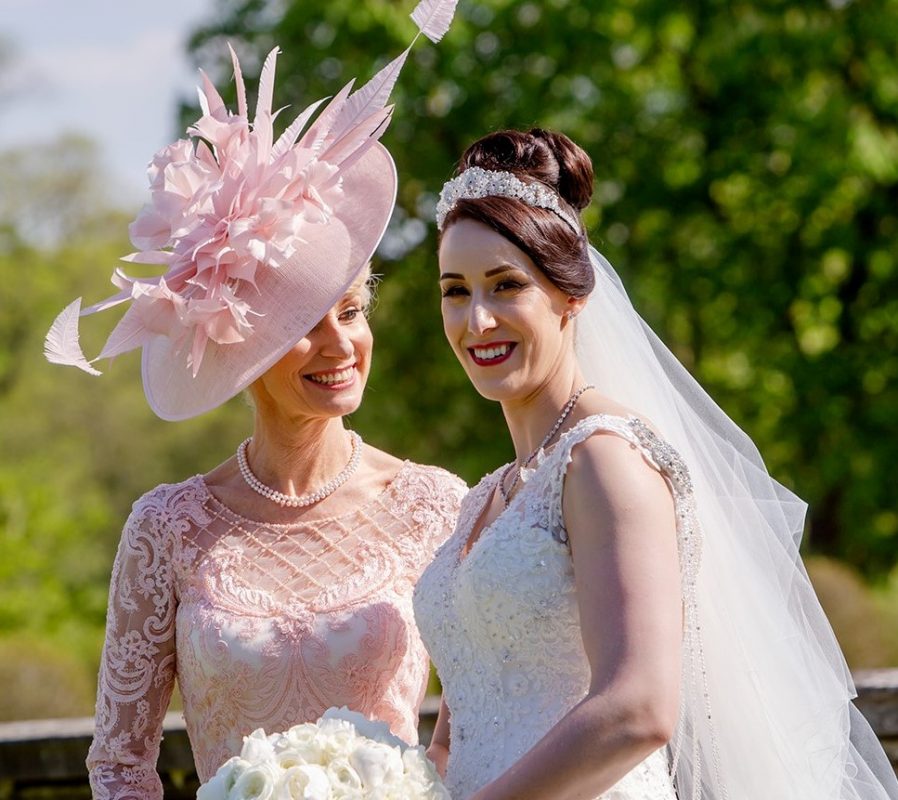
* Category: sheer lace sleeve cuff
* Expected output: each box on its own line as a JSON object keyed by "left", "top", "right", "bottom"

{"left": 86, "top": 487, "right": 182, "bottom": 800}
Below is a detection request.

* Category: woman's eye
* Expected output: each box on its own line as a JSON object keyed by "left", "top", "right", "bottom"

{"left": 495, "top": 280, "right": 523, "bottom": 292}
{"left": 440, "top": 285, "right": 469, "bottom": 298}
{"left": 339, "top": 307, "right": 361, "bottom": 322}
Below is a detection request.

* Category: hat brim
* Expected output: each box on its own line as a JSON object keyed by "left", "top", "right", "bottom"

{"left": 142, "top": 142, "right": 397, "bottom": 421}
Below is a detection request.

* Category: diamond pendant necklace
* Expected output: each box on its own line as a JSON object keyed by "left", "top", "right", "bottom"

{"left": 236, "top": 430, "right": 363, "bottom": 508}
{"left": 499, "top": 384, "right": 595, "bottom": 507}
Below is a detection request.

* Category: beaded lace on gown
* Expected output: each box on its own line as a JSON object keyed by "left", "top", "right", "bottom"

{"left": 87, "top": 462, "right": 465, "bottom": 799}
{"left": 414, "top": 415, "right": 696, "bottom": 800}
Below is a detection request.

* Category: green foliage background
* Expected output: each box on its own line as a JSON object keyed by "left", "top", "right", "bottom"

{"left": 1, "top": 0, "right": 897, "bottom": 719}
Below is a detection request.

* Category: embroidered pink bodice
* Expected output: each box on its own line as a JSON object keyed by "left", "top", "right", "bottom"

{"left": 86, "top": 462, "right": 465, "bottom": 799}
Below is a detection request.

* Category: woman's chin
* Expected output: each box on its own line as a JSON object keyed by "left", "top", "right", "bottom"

{"left": 464, "top": 372, "right": 524, "bottom": 404}
{"left": 315, "top": 393, "right": 364, "bottom": 419}
{"left": 293, "top": 378, "right": 366, "bottom": 418}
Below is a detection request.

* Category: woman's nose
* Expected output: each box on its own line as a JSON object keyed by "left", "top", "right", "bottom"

{"left": 467, "top": 299, "right": 497, "bottom": 335}
{"left": 318, "top": 319, "right": 355, "bottom": 358}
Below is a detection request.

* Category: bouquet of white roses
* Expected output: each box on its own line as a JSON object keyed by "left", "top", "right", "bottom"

{"left": 196, "top": 707, "right": 450, "bottom": 800}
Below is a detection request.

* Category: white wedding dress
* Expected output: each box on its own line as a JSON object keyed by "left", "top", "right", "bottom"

{"left": 414, "top": 414, "right": 687, "bottom": 800}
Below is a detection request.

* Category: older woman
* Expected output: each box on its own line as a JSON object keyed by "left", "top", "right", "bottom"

{"left": 45, "top": 24, "right": 464, "bottom": 799}
{"left": 413, "top": 129, "right": 898, "bottom": 800}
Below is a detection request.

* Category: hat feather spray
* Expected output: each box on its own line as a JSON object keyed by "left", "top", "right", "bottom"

{"left": 45, "top": 0, "right": 458, "bottom": 419}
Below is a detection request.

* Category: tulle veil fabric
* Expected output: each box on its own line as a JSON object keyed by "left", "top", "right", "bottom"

{"left": 576, "top": 245, "right": 898, "bottom": 799}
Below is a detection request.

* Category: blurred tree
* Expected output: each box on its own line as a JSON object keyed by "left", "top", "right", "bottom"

{"left": 806, "top": 556, "right": 898, "bottom": 668}
{"left": 0, "top": 134, "right": 123, "bottom": 248}
{"left": 183, "top": 0, "right": 898, "bottom": 574}
{"left": 0, "top": 635, "right": 96, "bottom": 720}
{"left": 1, "top": 1, "right": 897, "bottom": 721}
{"left": 0, "top": 137, "right": 252, "bottom": 689}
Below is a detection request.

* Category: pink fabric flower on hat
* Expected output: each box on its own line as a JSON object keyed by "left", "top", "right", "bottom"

{"left": 44, "top": 42, "right": 369, "bottom": 379}
{"left": 114, "top": 48, "right": 350, "bottom": 375}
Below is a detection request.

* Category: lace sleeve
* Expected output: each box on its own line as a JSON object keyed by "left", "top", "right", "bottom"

{"left": 86, "top": 490, "right": 181, "bottom": 800}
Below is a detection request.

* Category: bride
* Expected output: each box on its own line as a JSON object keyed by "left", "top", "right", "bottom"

{"left": 413, "top": 128, "right": 898, "bottom": 799}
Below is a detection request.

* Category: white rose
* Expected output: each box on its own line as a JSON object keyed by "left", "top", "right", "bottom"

{"left": 316, "top": 716, "right": 356, "bottom": 739}
{"left": 266, "top": 731, "right": 292, "bottom": 753}
{"left": 361, "top": 786, "right": 391, "bottom": 800}
{"left": 278, "top": 724, "right": 330, "bottom": 765}
{"left": 349, "top": 742, "right": 404, "bottom": 788}
{"left": 197, "top": 757, "right": 248, "bottom": 800}
{"left": 276, "top": 764, "right": 332, "bottom": 800}
{"left": 315, "top": 721, "right": 359, "bottom": 759}
{"left": 401, "top": 748, "right": 451, "bottom": 799}
{"left": 325, "top": 756, "right": 363, "bottom": 795}
{"left": 241, "top": 728, "right": 277, "bottom": 765}
{"left": 320, "top": 708, "right": 405, "bottom": 749}
{"left": 280, "top": 723, "right": 320, "bottom": 747}
{"left": 227, "top": 762, "right": 279, "bottom": 800}
{"left": 306, "top": 726, "right": 356, "bottom": 764}
{"left": 275, "top": 747, "right": 308, "bottom": 770}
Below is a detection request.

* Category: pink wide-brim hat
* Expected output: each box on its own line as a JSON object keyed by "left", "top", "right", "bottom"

{"left": 43, "top": 43, "right": 420, "bottom": 419}
{"left": 44, "top": 1, "right": 459, "bottom": 420}
{"left": 143, "top": 143, "right": 396, "bottom": 420}
{"left": 44, "top": 0, "right": 457, "bottom": 420}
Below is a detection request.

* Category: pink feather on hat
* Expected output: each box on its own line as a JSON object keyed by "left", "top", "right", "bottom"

{"left": 45, "top": 0, "right": 459, "bottom": 420}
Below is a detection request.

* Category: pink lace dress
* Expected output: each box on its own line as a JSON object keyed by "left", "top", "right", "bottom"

{"left": 86, "top": 462, "right": 465, "bottom": 799}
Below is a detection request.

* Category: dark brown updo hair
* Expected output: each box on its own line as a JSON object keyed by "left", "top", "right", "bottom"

{"left": 441, "top": 129, "right": 595, "bottom": 296}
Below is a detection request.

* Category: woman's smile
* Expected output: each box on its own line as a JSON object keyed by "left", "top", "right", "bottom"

{"left": 467, "top": 341, "right": 517, "bottom": 366}
{"left": 303, "top": 364, "right": 358, "bottom": 390}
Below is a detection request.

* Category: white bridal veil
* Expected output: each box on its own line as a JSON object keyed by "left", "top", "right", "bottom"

{"left": 576, "top": 245, "right": 898, "bottom": 799}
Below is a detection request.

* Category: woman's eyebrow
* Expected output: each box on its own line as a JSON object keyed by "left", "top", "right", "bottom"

{"left": 439, "top": 265, "right": 522, "bottom": 281}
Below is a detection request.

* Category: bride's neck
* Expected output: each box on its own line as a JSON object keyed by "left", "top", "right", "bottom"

{"left": 501, "top": 361, "right": 588, "bottom": 462}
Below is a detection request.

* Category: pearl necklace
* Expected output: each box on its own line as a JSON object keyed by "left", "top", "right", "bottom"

{"left": 236, "top": 431, "right": 363, "bottom": 508}
{"left": 499, "top": 384, "right": 595, "bottom": 507}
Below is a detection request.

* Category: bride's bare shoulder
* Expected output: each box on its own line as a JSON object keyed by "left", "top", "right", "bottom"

{"left": 563, "top": 393, "right": 673, "bottom": 503}
{"left": 575, "top": 392, "right": 657, "bottom": 433}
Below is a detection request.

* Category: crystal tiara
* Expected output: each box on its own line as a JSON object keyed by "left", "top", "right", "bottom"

{"left": 435, "top": 166, "right": 581, "bottom": 233}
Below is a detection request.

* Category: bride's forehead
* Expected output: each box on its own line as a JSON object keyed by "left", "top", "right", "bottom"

{"left": 439, "top": 219, "right": 533, "bottom": 274}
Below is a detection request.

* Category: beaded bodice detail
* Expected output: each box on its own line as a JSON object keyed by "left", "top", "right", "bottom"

{"left": 414, "top": 415, "right": 699, "bottom": 799}
{"left": 87, "top": 463, "right": 466, "bottom": 799}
